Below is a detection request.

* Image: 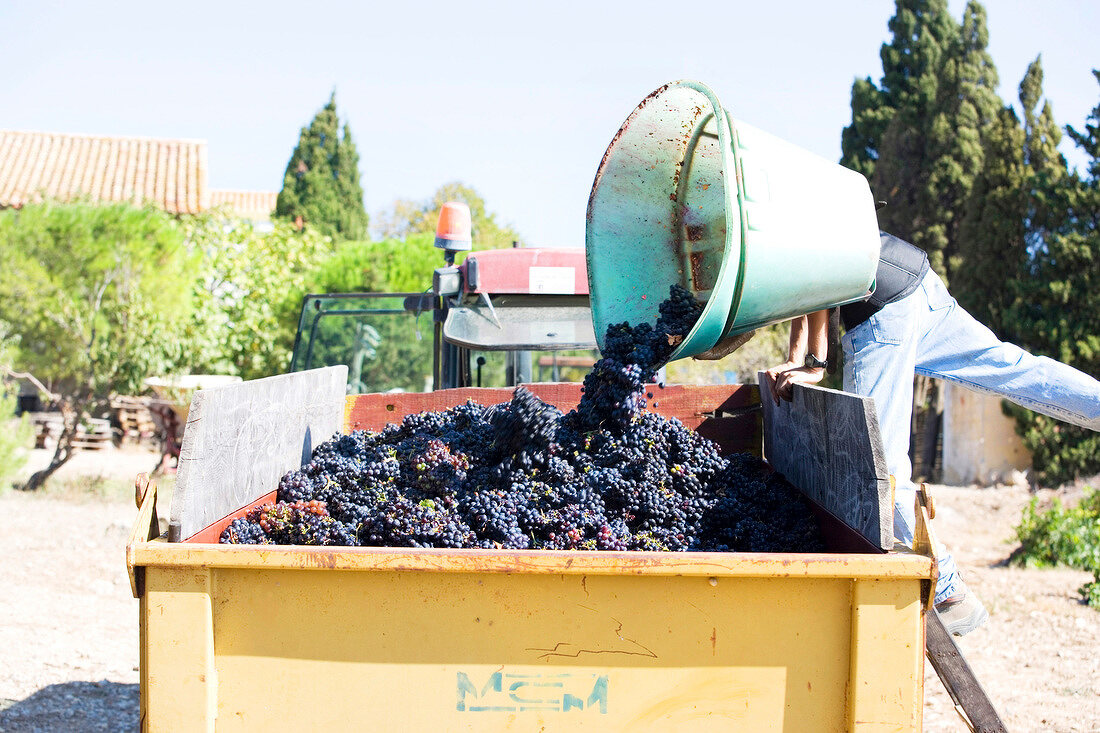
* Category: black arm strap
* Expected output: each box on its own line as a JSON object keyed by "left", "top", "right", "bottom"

{"left": 827, "top": 307, "right": 840, "bottom": 375}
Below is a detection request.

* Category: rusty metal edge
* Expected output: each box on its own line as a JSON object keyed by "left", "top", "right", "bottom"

{"left": 128, "top": 539, "right": 933, "bottom": 580}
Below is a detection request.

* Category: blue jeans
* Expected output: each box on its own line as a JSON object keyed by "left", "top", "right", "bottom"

{"left": 842, "top": 269, "right": 1100, "bottom": 603}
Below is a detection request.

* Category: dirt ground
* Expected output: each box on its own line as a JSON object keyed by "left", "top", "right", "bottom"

{"left": 0, "top": 445, "right": 1097, "bottom": 731}
{"left": 919, "top": 481, "right": 1100, "bottom": 732}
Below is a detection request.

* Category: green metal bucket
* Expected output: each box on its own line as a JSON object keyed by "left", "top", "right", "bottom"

{"left": 586, "top": 81, "right": 880, "bottom": 361}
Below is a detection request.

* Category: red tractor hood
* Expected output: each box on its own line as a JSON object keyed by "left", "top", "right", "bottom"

{"left": 462, "top": 248, "right": 589, "bottom": 296}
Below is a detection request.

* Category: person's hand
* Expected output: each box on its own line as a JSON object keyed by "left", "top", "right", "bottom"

{"left": 763, "top": 362, "right": 798, "bottom": 405}
{"left": 763, "top": 362, "right": 826, "bottom": 405}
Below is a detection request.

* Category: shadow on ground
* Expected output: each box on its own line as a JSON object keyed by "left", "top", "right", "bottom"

{"left": 0, "top": 681, "right": 138, "bottom": 732}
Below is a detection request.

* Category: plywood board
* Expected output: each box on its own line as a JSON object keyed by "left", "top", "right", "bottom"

{"left": 759, "top": 376, "right": 892, "bottom": 549}
{"left": 169, "top": 366, "right": 347, "bottom": 541}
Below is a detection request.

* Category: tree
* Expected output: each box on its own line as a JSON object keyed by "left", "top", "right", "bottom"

{"left": 298, "top": 233, "right": 444, "bottom": 294}
{"left": 926, "top": 0, "right": 1001, "bottom": 272}
{"left": 0, "top": 348, "right": 34, "bottom": 492}
{"left": 841, "top": 0, "right": 1003, "bottom": 480}
{"left": 1003, "top": 69, "right": 1100, "bottom": 484}
{"left": 0, "top": 201, "right": 194, "bottom": 490}
{"left": 984, "top": 56, "right": 1071, "bottom": 345}
{"left": 275, "top": 92, "right": 369, "bottom": 241}
{"left": 841, "top": 0, "right": 958, "bottom": 184}
{"left": 953, "top": 104, "right": 1027, "bottom": 334}
{"left": 1018, "top": 57, "right": 1071, "bottom": 251}
{"left": 183, "top": 214, "right": 334, "bottom": 380}
{"left": 842, "top": 0, "right": 999, "bottom": 282}
{"left": 956, "top": 61, "right": 1099, "bottom": 484}
{"left": 372, "top": 182, "right": 524, "bottom": 250}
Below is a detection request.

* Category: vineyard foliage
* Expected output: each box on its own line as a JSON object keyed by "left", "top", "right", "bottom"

{"left": 1012, "top": 488, "right": 1100, "bottom": 607}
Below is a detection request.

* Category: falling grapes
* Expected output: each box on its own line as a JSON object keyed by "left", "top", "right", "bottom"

{"left": 221, "top": 285, "right": 823, "bottom": 553}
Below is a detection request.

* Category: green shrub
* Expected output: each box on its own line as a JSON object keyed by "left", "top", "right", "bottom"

{"left": 1012, "top": 488, "right": 1100, "bottom": 608}
{"left": 1006, "top": 408, "right": 1100, "bottom": 487}
{"left": 0, "top": 385, "right": 33, "bottom": 492}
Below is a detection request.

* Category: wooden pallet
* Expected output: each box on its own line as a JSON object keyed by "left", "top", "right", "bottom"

{"left": 29, "top": 412, "right": 114, "bottom": 450}
{"left": 110, "top": 396, "right": 158, "bottom": 444}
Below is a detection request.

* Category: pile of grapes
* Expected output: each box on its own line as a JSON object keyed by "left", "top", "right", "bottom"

{"left": 221, "top": 286, "right": 823, "bottom": 553}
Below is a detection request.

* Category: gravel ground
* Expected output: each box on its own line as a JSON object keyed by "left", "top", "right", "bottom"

{"left": 1, "top": 447, "right": 155, "bottom": 733}
{"left": 920, "top": 482, "right": 1100, "bottom": 732}
{"left": 1, "top": 446, "right": 1097, "bottom": 731}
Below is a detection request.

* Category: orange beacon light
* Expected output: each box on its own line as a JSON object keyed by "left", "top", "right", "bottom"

{"left": 434, "top": 201, "right": 473, "bottom": 264}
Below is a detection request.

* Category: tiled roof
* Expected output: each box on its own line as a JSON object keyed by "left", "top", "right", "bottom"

{"left": 209, "top": 189, "right": 278, "bottom": 221}
{"left": 0, "top": 130, "right": 209, "bottom": 214}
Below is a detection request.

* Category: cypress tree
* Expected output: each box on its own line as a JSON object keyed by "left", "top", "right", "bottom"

{"left": 841, "top": 0, "right": 957, "bottom": 185}
{"left": 1056, "top": 69, "right": 1100, "bottom": 370}
{"left": 1004, "top": 69, "right": 1100, "bottom": 484}
{"left": 1009, "top": 57, "right": 1072, "bottom": 340}
{"left": 953, "top": 105, "right": 1027, "bottom": 335}
{"left": 840, "top": 77, "right": 892, "bottom": 181}
{"left": 276, "top": 93, "right": 369, "bottom": 241}
{"left": 1067, "top": 72, "right": 1100, "bottom": 177}
{"left": 842, "top": 0, "right": 999, "bottom": 283}
{"left": 931, "top": 0, "right": 1001, "bottom": 273}
{"left": 1019, "top": 58, "right": 1070, "bottom": 245}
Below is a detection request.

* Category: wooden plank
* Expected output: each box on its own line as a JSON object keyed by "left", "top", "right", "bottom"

{"left": 759, "top": 376, "right": 892, "bottom": 549}
{"left": 695, "top": 414, "right": 762, "bottom": 457}
{"left": 126, "top": 474, "right": 160, "bottom": 598}
{"left": 31, "top": 413, "right": 115, "bottom": 450}
{"left": 345, "top": 382, "right": 760, "bottom": 434}
{"left": 345, "top": 385, "right": 579, "bottom": 430}
{"left": 169, "top": 366, "right": 347, "bottom": 542}
{"left": 926, "top": 611, "right": 1008, "bottom": 732}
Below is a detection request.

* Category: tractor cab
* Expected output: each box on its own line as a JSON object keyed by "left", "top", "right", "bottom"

{"left": 289, "top": 210, "right": 599, "bottom": 394}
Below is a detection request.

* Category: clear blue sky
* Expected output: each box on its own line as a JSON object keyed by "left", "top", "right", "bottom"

{"left": 3, "top": 1, "right": 1097, "bottom": 249}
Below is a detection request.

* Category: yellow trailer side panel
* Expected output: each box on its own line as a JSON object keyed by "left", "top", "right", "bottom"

{"left": 134, "top": 512, "right": 929, "bottom": 732}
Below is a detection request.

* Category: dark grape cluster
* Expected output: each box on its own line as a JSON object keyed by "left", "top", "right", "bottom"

{"left": 571, "top": 284, "right": 704, "bottom": 432}
{"left": 222, "top": 285, "right": 823, "bottom": 553}
{"left": 222, "top": 500, "right": 355, "bottom": 546}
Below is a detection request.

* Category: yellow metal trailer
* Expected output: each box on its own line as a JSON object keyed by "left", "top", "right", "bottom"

{"left": 127, "top": 384, "right": 938, "bottom": 732}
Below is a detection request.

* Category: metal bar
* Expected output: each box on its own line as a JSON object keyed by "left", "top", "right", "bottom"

{"left": 301, "top": 307, "right": 325, "bottom": 372}
{"left": 306, "top": 308, "right": 410, "bottom": 317}
{"left": 288, "top": 297, "right": 313, "bottom": 372}
{"left": 674, "top": 117, "right": 718, "bottom": 292}
{"left": 298, "top": 291, "right": 425, "bottom": 301}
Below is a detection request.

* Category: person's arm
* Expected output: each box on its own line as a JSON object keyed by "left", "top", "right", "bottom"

{"left": 763, "top": 309, "right": 828, "bottom": 404}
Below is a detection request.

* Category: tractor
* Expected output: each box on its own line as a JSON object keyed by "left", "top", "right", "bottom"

{"left": 288, "top": 202, "right": 602, "bottom": 393}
